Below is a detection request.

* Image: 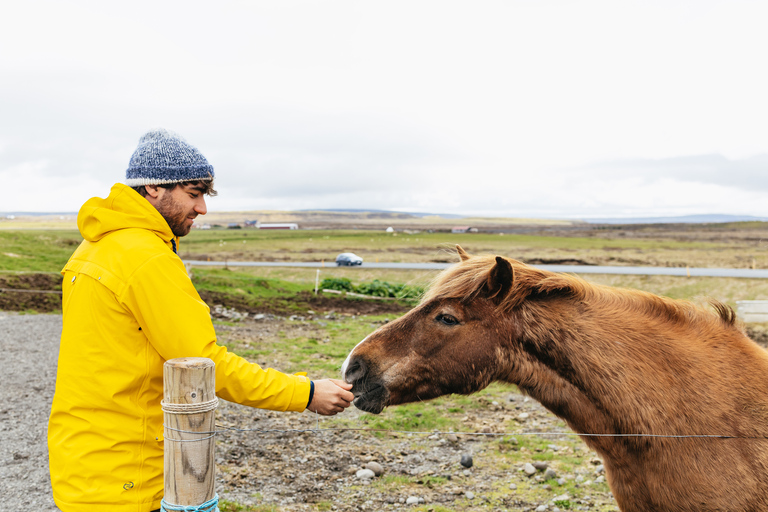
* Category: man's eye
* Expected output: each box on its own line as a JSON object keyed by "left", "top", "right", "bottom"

{"left": 436, "top": 314, "right": 459, "bottom": 326}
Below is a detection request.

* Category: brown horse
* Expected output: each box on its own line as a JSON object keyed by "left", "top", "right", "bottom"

{"left": 342, "top": 246, "right": 768, "bottom": 512}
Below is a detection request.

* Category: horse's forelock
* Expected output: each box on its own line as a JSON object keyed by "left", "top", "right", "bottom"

{"left": 421, "top": 255, "right": 496, "bottom": 304}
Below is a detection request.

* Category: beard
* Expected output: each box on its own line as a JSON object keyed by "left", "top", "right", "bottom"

{"left": 155, "top": 192, "right": 193, "bottom": 237}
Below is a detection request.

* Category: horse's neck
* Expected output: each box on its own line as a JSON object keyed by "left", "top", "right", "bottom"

{"left": 507, "top": 295, "right": 768, "bottom": 440}
{"left": 506, "top": 297, "right": 685, "bottom": 436}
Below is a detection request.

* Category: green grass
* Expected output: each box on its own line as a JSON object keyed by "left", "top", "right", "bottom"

{"left": 0, "top": 230, "right": 81, "bottom": 272}
{"left": 219, "top": 501, "right": 278, "bottom": 512}
{"left": 193, "top": 268, "right": 310, "bottom": 297}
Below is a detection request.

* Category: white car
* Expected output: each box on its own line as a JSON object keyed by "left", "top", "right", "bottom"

{"left": 336, "top": 253, "right": 363, "bottom": 266}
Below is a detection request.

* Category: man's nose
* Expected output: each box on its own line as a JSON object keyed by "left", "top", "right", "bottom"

{"left": 195, "top": 197, "right": 207, "bottom": 215}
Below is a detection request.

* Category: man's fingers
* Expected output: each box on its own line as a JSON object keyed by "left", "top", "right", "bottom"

{"left": 330, "top": 378, "right": 353, "bottom": 390}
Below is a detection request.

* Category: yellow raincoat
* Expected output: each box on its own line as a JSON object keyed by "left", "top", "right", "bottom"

{"left": 48, "top": 183, "right": 311, "bottom": 511}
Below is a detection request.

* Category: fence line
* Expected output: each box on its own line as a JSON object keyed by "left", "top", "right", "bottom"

{"left": 158, "top": 423, "right": 766, "bottom": 442}
{"left": 0, "top": 288, "right": 62, "bottom": 294}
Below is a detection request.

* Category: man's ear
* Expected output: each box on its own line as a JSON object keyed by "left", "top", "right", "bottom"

{"left": 144, "top": 184, "right": 162, "bottom": 199}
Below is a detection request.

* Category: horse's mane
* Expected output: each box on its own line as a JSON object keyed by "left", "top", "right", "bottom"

{"left": 422, "top": 253, "right": 737, "bottom": 327}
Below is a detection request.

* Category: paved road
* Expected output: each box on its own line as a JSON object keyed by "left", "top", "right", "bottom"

{"left": 183, "top": 260, "right": 768, "bottom": 279}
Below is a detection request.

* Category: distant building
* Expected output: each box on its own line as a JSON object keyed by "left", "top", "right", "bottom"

{"left": 451, "top": 226, "right": 478, "bottom": 233}
{"left": 385, "top": 226, "right": 394, "bottom": 233}
{"left": 259, "top": 223, "right": 299, "bottom": 230}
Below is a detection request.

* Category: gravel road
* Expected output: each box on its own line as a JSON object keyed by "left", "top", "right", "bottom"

{"left": 0, "top": 312, "right": 61, "bottom": 511}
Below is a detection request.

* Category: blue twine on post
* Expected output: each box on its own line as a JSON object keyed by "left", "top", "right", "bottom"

{"left": 160, "top": 493, "right": 220, "bottom": 512}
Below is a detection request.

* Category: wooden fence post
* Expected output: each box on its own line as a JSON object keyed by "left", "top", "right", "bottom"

{"left": 162, "top": 357, "right": 218, "bottom": 508}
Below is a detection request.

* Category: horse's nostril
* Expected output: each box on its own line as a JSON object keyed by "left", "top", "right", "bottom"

{"left": 344, "top": 358, "right": 366, "bottom": 384}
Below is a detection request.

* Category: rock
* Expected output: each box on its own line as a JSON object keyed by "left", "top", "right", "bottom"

{"left": 465, "top": 491, "right": 475, "bottom": 500}
{"left": 509, "top": 483, "right": 517, "bottom": 490}
{"left": 524, "top": 463, "right": 537, "bottom": 476}
{"left": 405, "top": 496, "right": 423, "bottom": 505}
{"left": 460, "top": 454, "right": 473, "bottom": 468}
{"left": 517, "top": 412, "right": 530, "bottom": 422}
{"left": 536, "top": 505, "right": 548, "bottom": 512}
{"left": 595, "top": 464, "right": 605, "bottom": 474}
{"left": 446, "top": 433, "right": 459, "bottom": 443}
{"left": 544, "top": 468, "right": 558, "bottom": 480}
{"left": 365, "top": 461, "right": 384, "bottom": 476}
{"left": 356, "top": 469, "right": 375, "bottom": 480}
{"left": 532, "top": 461, "right": 549, "bottom": 471}
{"left": 595, "top": 475, "right": 606, "bottom": 484}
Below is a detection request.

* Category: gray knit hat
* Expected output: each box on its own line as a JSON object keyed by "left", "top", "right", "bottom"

{"left": 125, "top": 128, "right": 214, "bottom": 186}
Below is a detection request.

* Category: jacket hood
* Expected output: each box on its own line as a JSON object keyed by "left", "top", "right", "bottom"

{"left": 78, "top": 183, "right": 176, "bottom": 245}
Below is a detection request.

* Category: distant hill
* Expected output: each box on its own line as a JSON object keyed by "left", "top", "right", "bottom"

{"left": 583, "top": 214, "right": 768, "bottom": 224}
{"left": 1, "top": 212, "right": 77, "bottom": 216}
{"left": 298, "top": 208, "right": 466, "bottom": 219}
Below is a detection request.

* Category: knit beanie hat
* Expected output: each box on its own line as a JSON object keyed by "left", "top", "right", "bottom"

{"left": 125, "top": 128, "right": 214, "bottom": 186}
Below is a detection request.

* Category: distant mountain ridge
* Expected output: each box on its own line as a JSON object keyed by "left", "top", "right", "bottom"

{"left": 298, "top": 208, "right": 466, "bottom": 219}
{"left": 4, "top": 210, "right": 767, "bottom": 226}
{"left": 582, "top": 214, "right": 768, "bottom": 224}
{"left": 300, "top": 210, "right": 768, "bottom": 224}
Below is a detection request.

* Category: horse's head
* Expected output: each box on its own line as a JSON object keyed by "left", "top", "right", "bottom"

{"left": 342, "top": 246, "right": 533, "bottom": 413}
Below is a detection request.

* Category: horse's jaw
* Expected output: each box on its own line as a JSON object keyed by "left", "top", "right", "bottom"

{"left": 352, "top": 383, "right": 390, "bottom": 414}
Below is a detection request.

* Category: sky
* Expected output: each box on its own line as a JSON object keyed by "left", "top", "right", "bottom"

{"left": 1, "top": 0, "right": 767, "bottom": 220}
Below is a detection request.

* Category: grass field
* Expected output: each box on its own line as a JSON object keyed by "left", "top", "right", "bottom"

{"left": 3, "top": 227, "right": 768, "bottom": 308}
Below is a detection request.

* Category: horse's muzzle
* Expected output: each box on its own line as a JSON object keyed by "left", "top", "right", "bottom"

{"left": 352, "top": 383, "right": 389, "bottom": 414}
{"left": 344, "top": 356, "right": 389, "bottom": 414}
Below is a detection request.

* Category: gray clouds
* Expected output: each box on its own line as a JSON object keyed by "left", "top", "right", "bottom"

{"left": 2, "top": 1, "right": 768, "bottom": 218}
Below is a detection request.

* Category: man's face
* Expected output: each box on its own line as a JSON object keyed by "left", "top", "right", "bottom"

{"left": 154, "top": 183, "right": 208, "bottom": 237}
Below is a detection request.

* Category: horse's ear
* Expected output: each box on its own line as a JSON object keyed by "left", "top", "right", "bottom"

{"left": 485, "top": 256, "right": 514, "bottom": 302}
{"left": 457, "top": 245, "right": 470, "bottom": 261}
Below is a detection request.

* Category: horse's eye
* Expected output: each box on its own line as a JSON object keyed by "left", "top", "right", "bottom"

{"left": 436, "top": 314, "right": 460, "bottom": 326}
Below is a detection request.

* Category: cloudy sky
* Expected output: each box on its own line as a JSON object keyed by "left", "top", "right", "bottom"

{"left": 2, "top": 1, "right": 767, "bottom": 219}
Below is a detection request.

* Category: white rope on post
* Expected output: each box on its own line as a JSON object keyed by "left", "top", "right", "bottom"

{"left": 162, "top": 357, "right": 218, "bottom": 511}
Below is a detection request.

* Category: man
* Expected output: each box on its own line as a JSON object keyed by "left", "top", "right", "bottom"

{"left": 48, "top": 129, "right": 354, "bottom": 512}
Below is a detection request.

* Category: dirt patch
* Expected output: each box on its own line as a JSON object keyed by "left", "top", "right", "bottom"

{"left": 199, "top": 290, "right": 412, "bottom": 317}
{"left": 0, "top": 274, "right": 410, "bottom": 317}
{"left": 0, "top": 273, "right": 62, "bottom": 313}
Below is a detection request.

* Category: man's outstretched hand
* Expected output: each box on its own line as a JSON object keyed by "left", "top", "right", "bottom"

{"left": 308, "top": 379, "right": 354, "bottom": 415}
